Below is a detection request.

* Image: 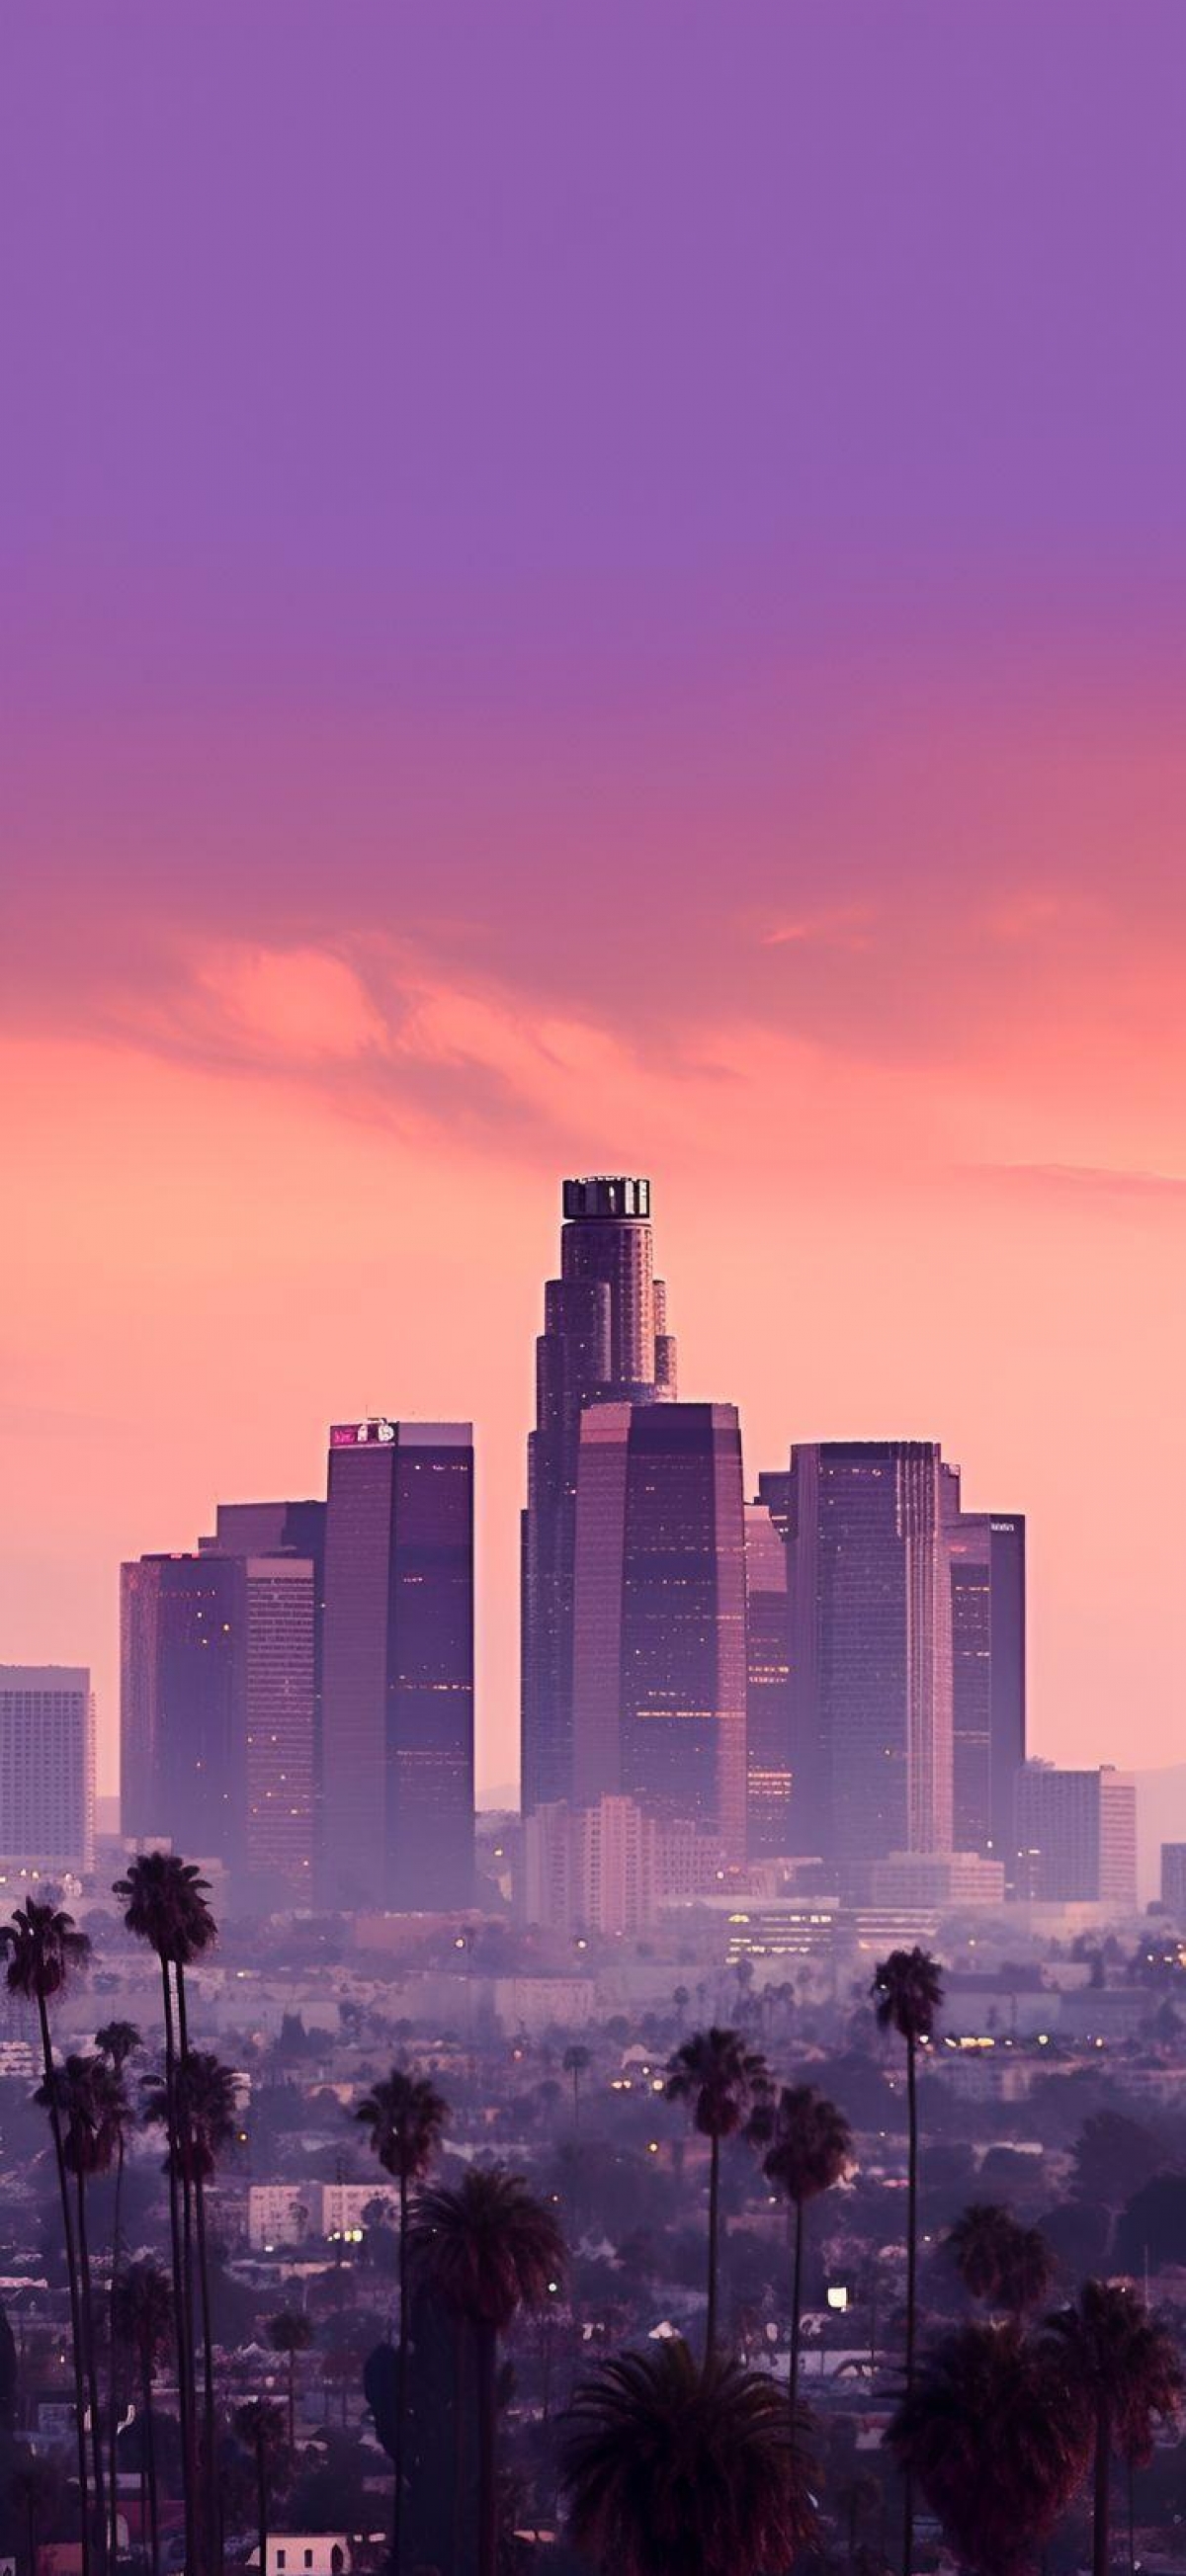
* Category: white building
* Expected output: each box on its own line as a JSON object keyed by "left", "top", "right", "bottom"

{"left": 247, "top": 2185, "right": 315, "bottom": 2251}
{"left": 0, "top": 1667, "right": 94, "bottom": 1876}
{"left": 523, "top": 1795, "right": 722, "bottom": 1936}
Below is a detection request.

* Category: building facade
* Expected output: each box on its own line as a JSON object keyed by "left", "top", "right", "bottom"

{"left": 320, "top": 1419, "right": 474, "bottom": 1912}
{"left": 786, "top": 1441, "right": 954, "bottom": 1883}
{"left": 522, "top": 1792, "right": 722, "bottom": 1935}
{"left": 744, "top": 1499, "right": 793, "bottom": 1858}
{"left": 1015, "top": 1762, "right": 1137, "bottom": 1911}
{"left": 521, "top": 1177, "right": 677, "bottom": 1817}
{"left": 1161, "top": 1844, "right": 1186, "bottom": 1919}
{"left": 0, "top": 1666, "right": 94, "bottom": 1876}
{"left": 943, "top": 1480, "right": 1026, "bottom": 1872}
{"left": 570, "top": 1399, "right": 748, "bottom": 1855}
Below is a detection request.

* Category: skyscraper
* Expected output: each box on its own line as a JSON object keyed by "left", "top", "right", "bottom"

{"left": 121, "top": 1549, "right": 316, "bottom": 1902}
{"left": 569, "top": 1400, "right": 748, "bottom": 1856}
{"left": 744, "top": 1499, "right": 793, "bottom": 1857}
{"left": 320, "top": 1419, "right": 474, "bottom": 1911}
{"left": 521, "top": 1177, "right": 677, "bottom": 1814}
{"left": 944, "top": 1486, "right": 1026, "bottom": 1870}
{"left": 201, "top": 1499, "right": 327, "bottom": 1872}
{"left": 0, "top": 1666, "right": 94, "bottom": 1877}
{"left": 786, "top": 1441, "right": 954, "bottom": 1884}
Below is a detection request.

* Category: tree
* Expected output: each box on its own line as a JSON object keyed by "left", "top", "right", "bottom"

{"left": 562, "top": 2044, "right": 591, "bottom": 2129}
{"left": 749, "top": 2083, "right": 851, "bottom": 2410}
{"left": 38, "top": 2052, "right": 127, "bottom": 2566}
{"left": 872, "top": 1946, "right": 943, "bottom": 2576}
{"left": 9, "top": 2455, "right": 60, "bottom": 2576}
{"left": 96, "top": 2022, "right": 141, "bottom": 2576}
{"left": 557, "top": 2335, "right": 815, "bottom": 2576}
{"left": 948, "top": 2204, "right": 1057, "bottom": 2318}
{"left": 269, "top": 2312, "right": 313, "bottom": 2457}
{"left": 114, "top": 1855, "right": 215, "bottom": 2576}
{"left": 113, "top": 2260, "right": 172, "bottom": 2576}
{"left": 354, "top": 2066, "right": 449, "bottom": 2576}
{"left": 2, "top": 1900, "right": 93, "bottom": 2576}
{"left": 409, "top": 2167, "right": 564, "bottom": 2576}
{"left": 1114, "top": 2171, "right": 1186, "bottom": 2276}
{"left": 232, "top": 2400, "right": 285, "bottom": 2576}
{"left": 1071, "top": 2112, "right": 1166, "bottom": 2215}
{"left": 664, "top": 2030, "right": 769, "bottom": 2357}
{"left": 887, "top": 2319, "right": 1091, "bottom": 2576}
{"left": 1044, "top": 2281, "right": 1185, "bottom": 2576}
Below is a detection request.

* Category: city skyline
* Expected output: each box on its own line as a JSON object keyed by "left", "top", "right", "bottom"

{"left": 5, "top": 9, "right": 1186, "bottom": 1810}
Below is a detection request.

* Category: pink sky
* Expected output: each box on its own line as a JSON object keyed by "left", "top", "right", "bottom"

{"left": 3, "top": 5, "right": 1185, "bottom": 1791}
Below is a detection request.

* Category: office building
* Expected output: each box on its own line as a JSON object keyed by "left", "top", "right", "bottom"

{"left": 1014, "top": 1762, "right": 1137, "bottom": 1911}
{"left": 744, "top": 1499, "right": 793, "bottom": 1857}
{"left": 201, "top": 1499, "right": 327, "bottom": 1878}
{"left": 521, "top": 1177, "right": 677, "bottom": 1817}
{"left": 121, "top": 1551, "right": 315, "bottom": 1903}
{"left": 943, "top": 1480, "right": 1026, "bottom": 1870}
{"left": 522, "top": 1794, "right": 722, "bottom": 1936}
{"left": 869, "top": 1850, "right": 1006, "bottom": 1912}
{"left": 0, "top": 1667, "right": 94, "bottom": 1877}
{"left": 320, "top": 1419, "right": 474, "bottom": 1912}
{"left": 785, "top": 1441, "right": 954, "bottom": 1882}
{"left": 570, "top": 1400, "right": 748, "bottom": 1855}
{"left": 1161, "top": 1844, "right": 1186, "bottom": 1920}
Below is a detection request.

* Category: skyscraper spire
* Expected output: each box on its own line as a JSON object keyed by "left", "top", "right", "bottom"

{"left": 521, "top": 1176, "right": 677, "bottom": 1814}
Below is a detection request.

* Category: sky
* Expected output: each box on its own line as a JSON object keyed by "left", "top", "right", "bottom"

{"left": 3, "top": 3, "right": 1186, "bottom": 1797}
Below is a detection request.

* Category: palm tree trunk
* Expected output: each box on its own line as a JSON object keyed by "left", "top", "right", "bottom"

{"left": 158, "top": 1961, "right": 195, "bottom": 2576}
{"left": 475, "top": 2317, "right": 497, "bottom": 2576}
{"left": 706, "top": 2131, "right": 720, "bottom": 2359}
{"left": 393, "top": 2167, "right": 408, "bottom": 2576}
{"left": 140, "top": 2353, "right": 160, "bottom": 2576}
{"left": 26, "top": 2493, "right": 37, "bottom": 2576}
{"left": 110, "top": 2134, "right": 126, "bottom": 2574}
{"left": 37, "top": 1991, "right": 91, "bottom": 2576}
{"left": 76, "top": 2170, "right": 108, "bottom": 2567}
{"left": 1093, "top": 2399, "right": 1111, "bottom": 2576}
{"left": 192, "top": 2166, "right": 219, "bottom": 2575}
{"left": 902, "top": 2031, "right": 918, "bottom": 2576}
{"left": 1128, "top": 2451, "right": 1136, "bottom": 2576}
{"left": 789, "top": 2196, "right": 805, "bottom": 2416}
{"left": 255, "top": 2437, "right": 268, "bottom": 2576}
{"left": 453, "top": 2320, "right": 465, "bottom": 2576}
{"left": 288, "top": 2349, "right": 296, "bottom": 2458}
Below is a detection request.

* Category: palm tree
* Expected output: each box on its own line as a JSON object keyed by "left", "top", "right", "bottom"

{"left": 2, "top": 1899, "right": 93, "bottom": 2575}
{"left": 39, "top": 2052, "right": 126, "bottom": 2567}
{"left": 949, "top": 2204, "right": 1056, "bottom": 2320}
{"left": 232, "top": 2399, "right": 285, "bottom": 2576}
{"left": 114, "top": 1855, "right": 215, "bottom": 2576}
{"left": 354, "top": 2065, "right": 448, "bottom": 2576}
{"left": 144, "top": 2045, "right": 237, "bottom": 2574}
{"left": 557, "top": 2335, "right": 815, "bottom": 2576}
{"left": 664, "top": 2029, "right": 769, "bottom": 2357}
{"left": 1043, "top": 2281, "right": 1185, "bottom": 2576}
{"left": 409, "top": 2166, "right": 564, "bottom": 2576}
{"left": 268, "top": 2311, "right": 313, "bottom": 2457}
{"left": 872, "top": 1946, "right": 943, "bottom": 2575}
{"left": 887, "top": 2318, "right": 1091, "bottom": 2576}
{"left": 10, "top": 2454, "right": 60, "bottom": 2576}
{"left": 562, "top": 2044, "right": 591, "bottom": 2128}
{"left": 113, "top": 2260, "right": 172, "bottom": 2576}
{"left": 750, "top": 2083, "right": 851, "bottom": 2410}
{"left": 96, "top": 2023, "right": 141, "bottom": 2575}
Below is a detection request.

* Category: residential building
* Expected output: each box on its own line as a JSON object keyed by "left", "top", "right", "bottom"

{"left": 0, "top": 1666, "right": 94, "bottom": 1876}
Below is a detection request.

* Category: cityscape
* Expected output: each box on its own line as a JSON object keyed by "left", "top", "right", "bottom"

{"left": 7, "top": 7, "right": 1186, "bottom": 2576}
{"left": 2, "top": 1174, "right": 1185, "bottom": 2576}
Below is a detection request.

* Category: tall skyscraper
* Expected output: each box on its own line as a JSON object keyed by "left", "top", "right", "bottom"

{"left": 0, "top": 1666, "right": 94, "bottom": 1877}
{"left": 200, "top": 1499, "right": 327, "bottom": 1870}
{"left": 521, "top": 1177, "right": 677, "bottom": 1815}
{"left": 944, "top": 1486, "right": 1026, "bottom": 1870}
{"left": 744, "top": 1499, "right": 793, "bottom": 1857}
{"left": 121, "top": 1550, "right": 316, "bottom": 1903}
{"left": 1015, "top": 1761, "right": 1137, "bottom": 1912}
{"left": 320, "top": 1419, "right": 474, "bottom": 1912}
{"left": 569, "top": 1400, "right": 748, "bottom": 1856}
{"left": 786, "top": 1441, "right": 954, "bottom": 1884}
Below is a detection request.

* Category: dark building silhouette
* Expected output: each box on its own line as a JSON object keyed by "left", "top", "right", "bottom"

{"left": 744, "top": 1500, "right": 793, "bottom": 1857}
{"left": 320, "top": 1419, "right": 474, "bottom": 1911}
{"left": 521, "top": 1177, "right": 677, "bottom": 1816}
{"left": 570, "top": 1400, "right": 747, "bottom": 1856}
{"left": 121, "top": 1548, "right": 316, "bottom": 1904}
{"left": 785, "top": 1441, "right": 954, "bottom": 1885}
{"left": 943, "top": 1484, "right": 1026, "bottom": 1873}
